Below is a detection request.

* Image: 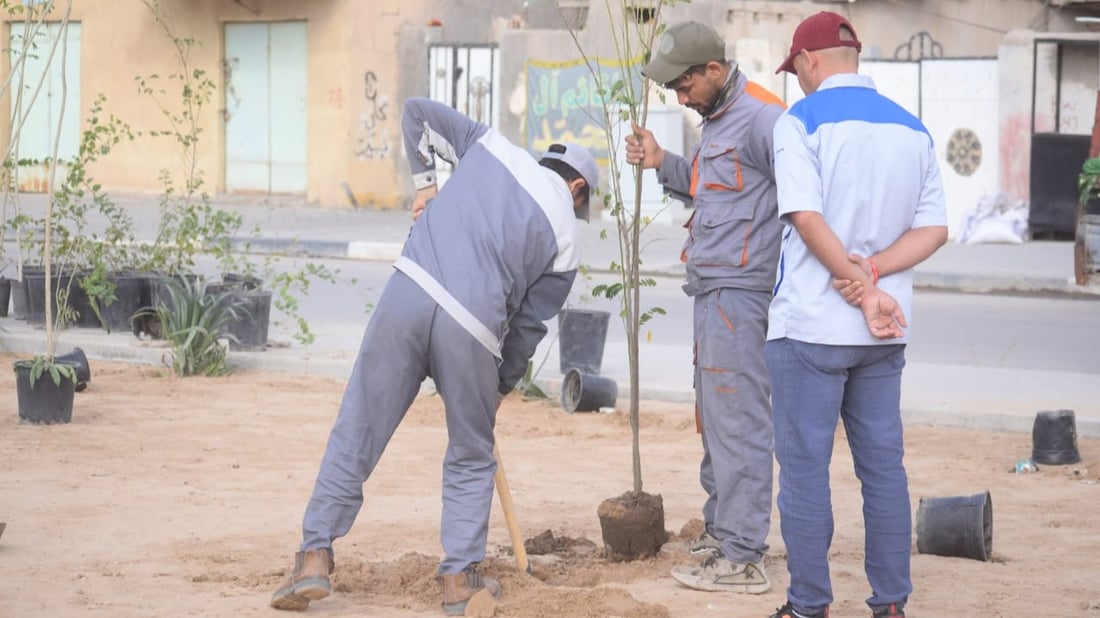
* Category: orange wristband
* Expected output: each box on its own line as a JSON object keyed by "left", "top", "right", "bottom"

{"left": 868, "top": 259, "right": 879, "bottom": 285}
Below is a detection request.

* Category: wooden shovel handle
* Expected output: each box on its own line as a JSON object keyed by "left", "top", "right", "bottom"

{"left": 493, "top": 443, "right": 530, "bottom": 573}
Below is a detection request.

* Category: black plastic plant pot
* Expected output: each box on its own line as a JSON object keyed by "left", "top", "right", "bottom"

{"left": 149, "top": 273, "right": 200, "bottom": 320}
{"left": 560, "top": 368, "right": 618, "bottom": 413}
{"left": 22, "top": 270, "right": 98, "bottom": 327}
{"left": 13, "top": 360, "right": 76, "bottom": 425}
{"left": 99, "top": 273, "right": 150, "bottom": 333}
{"left": 221, "top": 285, "right": 268, "bottom": 349}
{"left": 1032, "top": 409, "right": 1082, "bottom": 465}
{"left": 22, "top": 272, "right": 49, "bottom": 324}
{"left": 10, "top": 278, "right": 27, "bottom": 319}
{"left": 222, "top": 272, "right": 263, "bottom": 291}
{"left": 558, "top": 309, "right": 610, "bottom": 375}
{"left": 915, "top": 490, "right": 993, "bottom": 562}
{"left": 55, "top": 347, "right": 91, "bottom": 392}
{"left": 0, "top": 278, "right": 10, "bottom": 318}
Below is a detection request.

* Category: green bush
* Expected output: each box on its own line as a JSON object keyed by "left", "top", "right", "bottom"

{"left": 142, "top": 276, "right": 248, "bottom": 377}
{"left": 22, "top": 355, "right": 77, "bottom": 388}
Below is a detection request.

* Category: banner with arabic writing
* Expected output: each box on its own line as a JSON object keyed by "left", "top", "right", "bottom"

{"left": 525, "top": 56, "right": 644, "bottom": 164}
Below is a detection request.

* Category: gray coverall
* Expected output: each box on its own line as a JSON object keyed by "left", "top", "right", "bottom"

{"left": 656, "top": 70, "right": 785, "bottom": 564}
{"left": 299, "top": 98, "right": 580, "bottom": 575}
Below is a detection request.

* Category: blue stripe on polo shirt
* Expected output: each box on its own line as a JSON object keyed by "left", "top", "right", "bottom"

{"left": 788, "top": 86, "right": 930, "bottom": 138}
{"left": 773, "top": 227, "right": 792, "bottom": 297}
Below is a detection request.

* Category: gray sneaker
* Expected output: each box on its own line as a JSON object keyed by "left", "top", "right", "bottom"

{"left": 686, "top": 530, "right": 721, "bottom": 556}
{"left": 670, "top": 554, "right": 770, "bottom": 594}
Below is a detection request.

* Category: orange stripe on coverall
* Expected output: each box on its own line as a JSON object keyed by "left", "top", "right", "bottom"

{"left": 695, "top": 295, "right": 740, "bottom": 428}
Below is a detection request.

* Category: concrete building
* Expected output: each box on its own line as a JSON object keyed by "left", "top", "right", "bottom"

{"left": 3, "top": 0, "right": 1100, "bottom": 219}
{"left": 1, "top": 0, "right": 454, "bottom": 210}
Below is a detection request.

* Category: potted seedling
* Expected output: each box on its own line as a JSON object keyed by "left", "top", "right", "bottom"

{"left": 39, "top": 93, "right": 140, "bottom": 332}
{"left": 1075, "top": 157, "right": 1100, "bottom": 284}
{"left": 563, "top": 0, "right": 676, "bottom": 560}
{"left": 11, "top": 2, "right": 82, "bottom": 424}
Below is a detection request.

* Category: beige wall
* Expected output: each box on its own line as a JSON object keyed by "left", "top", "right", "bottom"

{"left": 1, "top": 0, "right": 427, "bottom": 209}
{"left": 345, "top": 0, "right": 403, "bottom": 209}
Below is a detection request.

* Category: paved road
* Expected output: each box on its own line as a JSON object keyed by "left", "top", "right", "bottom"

{"left": 3, "top": 195, "right": 1099, "bottom": 437}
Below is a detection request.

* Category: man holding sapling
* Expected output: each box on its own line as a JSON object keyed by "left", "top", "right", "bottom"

{"left": 625, "top": 21, "right": 785, "bottom": 594}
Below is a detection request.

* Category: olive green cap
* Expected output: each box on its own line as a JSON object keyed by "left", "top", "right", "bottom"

{"left": 642, "top": 21, "right": 726, "bottom": 85}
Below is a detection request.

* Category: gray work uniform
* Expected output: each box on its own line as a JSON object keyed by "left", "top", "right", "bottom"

{"left": 655, "top": 71, "right": 784, "bottom": 563}
{"left": 300, "top": 98, "right": 579, "bottom": 575}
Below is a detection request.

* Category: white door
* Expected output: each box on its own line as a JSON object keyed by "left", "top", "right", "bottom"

{"left": 783, "top": 58, "right": 997, "bottom": 239}
{"left": 224, "top": 22, "right": 307, "bottom": 194}
{"left": 921, "top": 59, "right": 999, "bottom": 239}
{"left": 8, "top": 21, "right": 81, "bottom": 192}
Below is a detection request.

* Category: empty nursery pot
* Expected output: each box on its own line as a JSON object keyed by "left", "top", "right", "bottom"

{"left": 916, "top": 490, "right": 993, "bottom": 562}
{"left": 557, "top": 309, "right": 610, "bottom": 375}
{"left": 1031, "top": 409, "right": 1082, "bottom": 465}
{"left": 55, "top": 347, "right": 91, "bottom": 392}
{"left": 0, "top": 278, "right": 10, "bottom": 318}
{"left": 560, "top": 368, "right": 618, "bottom": 413}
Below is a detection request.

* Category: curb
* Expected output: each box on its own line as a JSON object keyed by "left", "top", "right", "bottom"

{"left": 227, "top": 236, "right": 1100, "bottom": 298}
{"left": 532, "top": 376, "right": 1100, "bottom": 439}
{"left": 4, "top": 328, "right": 1097, "bottom": 439}
{"left": 913, "top": 272, "right": 1100, "bottom": 298}
{"left": 903, "top": 406, "right": 1100, "bottom": 440}
{"left": 229, "top": 237, "right": 404, "bottom": 262}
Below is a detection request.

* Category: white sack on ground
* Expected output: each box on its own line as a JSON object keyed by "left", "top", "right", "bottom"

{"left": 958, "top": 193, "right": 1028, "bottom": 244}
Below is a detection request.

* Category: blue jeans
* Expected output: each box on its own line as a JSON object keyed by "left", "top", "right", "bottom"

{"left": 765, "top": 338, "right": 911, "bottom": 614}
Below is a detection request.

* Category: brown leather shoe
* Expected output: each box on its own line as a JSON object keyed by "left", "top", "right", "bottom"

{"left": 270, "top": 548, "right": 334, "bottom": 611}
{"left": 440, "top": 565, "right": 502, "bottom": 616}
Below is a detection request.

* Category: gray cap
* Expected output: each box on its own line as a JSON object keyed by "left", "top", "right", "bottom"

{"left": 642, "top": 21, "right": 726, "bottom": 85}
{"left": 540, "top": 142, "right": 598, "bottom": 221}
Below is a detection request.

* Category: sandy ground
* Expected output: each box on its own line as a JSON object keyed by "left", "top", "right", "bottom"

{"left": 2, "top": 355, "right": 1098, "bottom": 618}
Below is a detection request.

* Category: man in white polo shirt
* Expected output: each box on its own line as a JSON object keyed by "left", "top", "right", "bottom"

{"left": 766, "top": 11, "right": 948, "bottom": 618}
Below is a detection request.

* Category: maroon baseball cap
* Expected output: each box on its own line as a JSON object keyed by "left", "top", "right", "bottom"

{"left": 775, "top": 11, "right": 862, "bottom": 75}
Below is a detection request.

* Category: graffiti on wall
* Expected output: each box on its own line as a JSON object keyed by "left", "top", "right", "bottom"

{"left": 525, "top": 56, "right": 643, "bottom": 163}
{"left": 355, "top": 70, "right": 393, "bottom": 160}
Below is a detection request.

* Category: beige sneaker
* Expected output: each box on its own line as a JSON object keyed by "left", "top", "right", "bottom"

{"left": 440, "top": 565, "right": 503, "bottom": 616}
{"left": 270, "top": 548, "right": 334, "bottom": 611}
{"left": 670, "top": 554, "right": 770, "bottom": 594}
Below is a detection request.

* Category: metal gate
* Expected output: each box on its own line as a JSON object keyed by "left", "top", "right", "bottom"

{"left": 427, "top": 44, "right": 499, "bottom": 185}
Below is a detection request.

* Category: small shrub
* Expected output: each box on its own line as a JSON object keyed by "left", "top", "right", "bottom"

{"left": 142, "top": 276, "right": 248, "bottom": 377}
{"left": 23, "top": 355, "right": 77, "bottom": 388}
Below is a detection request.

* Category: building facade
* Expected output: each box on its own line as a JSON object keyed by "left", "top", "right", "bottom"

{"left": 2, "top": 0, "right": 1099, "bottom": 213}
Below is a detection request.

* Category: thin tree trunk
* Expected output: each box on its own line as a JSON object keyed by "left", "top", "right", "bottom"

{"left": 44, "top": 2, "right": 74, "bottom": 361}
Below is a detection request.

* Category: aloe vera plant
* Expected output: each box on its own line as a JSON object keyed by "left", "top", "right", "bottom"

{"left": 143, "top": 276, "right": 249, "bottom": 377}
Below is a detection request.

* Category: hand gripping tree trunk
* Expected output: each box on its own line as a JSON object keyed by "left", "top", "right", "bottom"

{"left": 565, "top": 0, "right": 683, "bottom": 560}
